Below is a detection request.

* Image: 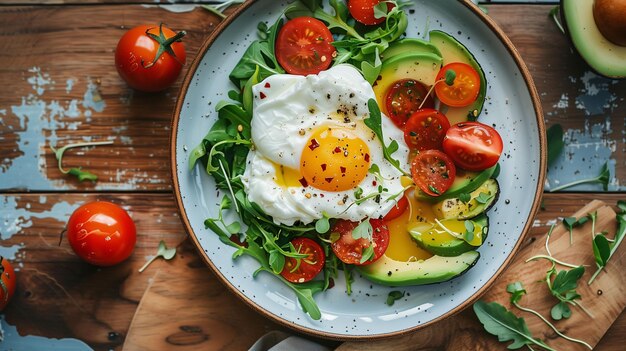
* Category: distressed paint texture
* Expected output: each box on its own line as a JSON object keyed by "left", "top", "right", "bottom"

{"left": 0, "top": 316, "right": 93, "bottom": 351}
{"left": 545, "top": 71, "right": 623, "bottom": 191}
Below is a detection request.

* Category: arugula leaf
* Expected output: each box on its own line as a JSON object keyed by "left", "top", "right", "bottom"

{"left": 365, "top": 99, "right": 406, "bottom": 175}
{"left": 592, "top": 234, "right": 611, "bottom": 267}
{"left": 268, "top": 250, "right": 286, "bottom": 274}
{"left": 242, "top": 65, "right": 260, "bottom": 114}
{"left": 546, "top": 124, "right": 564, "bottom": 166}
{"left": 589, "top": 202, "right": 625, "bottom": 284}
{"left": 473, "top": 300, "right": 555, "bottom": 351}
{"left": 386, "top": 290, "right": 405, "bottom": 306}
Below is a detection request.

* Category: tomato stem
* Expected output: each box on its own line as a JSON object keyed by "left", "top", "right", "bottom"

{"left": 143, "top": 23, "right": 187, "bottom": 69}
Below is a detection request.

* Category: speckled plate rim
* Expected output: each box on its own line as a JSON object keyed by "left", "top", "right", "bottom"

{"left": 170, "top": 0, "right": 546, "bottom": 340}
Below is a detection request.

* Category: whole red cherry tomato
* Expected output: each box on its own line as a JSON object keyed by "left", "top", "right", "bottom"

{"left": 115, "top": 23, "right": 186, "bottom": 92}
{"left": 66, "top": 201, "right": 136, "bottom": 266}
{"left": 0, "top": 257, "right": 16, "bottom": 311}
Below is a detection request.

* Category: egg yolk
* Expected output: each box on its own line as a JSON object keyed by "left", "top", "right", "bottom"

{"left": 300, "top": 128, "right": 370, "bottom": 192}
{"left": 385, "top": 190, "right": 435, "bottom": 261}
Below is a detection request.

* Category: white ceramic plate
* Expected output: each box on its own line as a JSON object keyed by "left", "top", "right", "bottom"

{"left": 171, "top": 0, "right": 545, "bottom": 339}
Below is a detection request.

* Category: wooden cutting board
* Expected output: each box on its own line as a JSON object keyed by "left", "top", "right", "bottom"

{"left": 122, "top": 242, "right": 286, "bottom": 351}
{"left": 339, "top": 200, "right": 626, "bottom": 351}
{"left": 125, "top": 201, "right": 626, "bottom": 350}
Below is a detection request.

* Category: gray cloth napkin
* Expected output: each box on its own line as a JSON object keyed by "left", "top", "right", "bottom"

{"left": 248, "top": 331, "right": 332, "bottom": 351}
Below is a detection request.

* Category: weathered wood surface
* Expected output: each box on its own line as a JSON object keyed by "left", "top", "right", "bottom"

{"left": 0, "top": 4, "right": 623, "bottom": 192}
{"left": 0, "top": 2, "right": 624, "bottom": 351}
{"left": 339, "top": 200, "right": 626, "bottom": 351}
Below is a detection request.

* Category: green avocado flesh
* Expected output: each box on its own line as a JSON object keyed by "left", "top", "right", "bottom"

{"left": 358, "top": 251, "right": 480, "bottom": 286}
{"left": 415, "top": 165, "right": 497, "bottom": 201}
{"left": 382, "top": 38, "right": 442, "bottom": 62}
{"left": 409, "top": 215, "right": 488, "bottom": 257}
{"left": 433, "top": 179, "right": 500, "bottom": 220}
{"left": 562, "top": 0, "right": 626, "bottom": 78}
{"left": 373, "top": 52, "right": 443, "bottom": 109}
{"left": 429, "top": 30, "right": 487, "bottom": 124}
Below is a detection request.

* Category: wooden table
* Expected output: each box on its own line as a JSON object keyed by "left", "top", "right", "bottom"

{"left": 0, "top": 1, "right": 624, "bottom": 350}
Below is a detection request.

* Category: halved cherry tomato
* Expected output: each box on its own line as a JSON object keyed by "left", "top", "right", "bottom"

{"left": 385, "top": 79, "right": 434, "bottom": 127}
{"left": 435, "top": 62, "right": 480, "bottom": 107}
{"left": 0, "top": 257, "right": 16, "bottom": 312}
{"left": 383, "top": 195, "right": 409, "bottom": 221}
{"left": 66, "top": 201, "right": 136, "bottom": 266}
{"left": 280, "top": 237, "right": 325, "bottom": 283}
{"left": 403, "top": 108, "right": 451, "bottom": 151}
{"left": 348, "top": 0, "right": 395, "bottom": 25}
{"left": 115, "top": 24, "right": 186, "bottom": 92}
{"left": 275, "top": 17, "right": 336, "bottom": 75}
{"left": 331, "top": 219, "right": 390, "bottom": 265}
{"left": 411, "top": 150, "right": 456, "bottom": 196}
{"left": 442, "top": 122, "right": 503, "bottom": 171}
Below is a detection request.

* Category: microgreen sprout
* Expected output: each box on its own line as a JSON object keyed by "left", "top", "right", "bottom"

{"left": 549, "top": 162, "right": 611, "bottom": 192}
{"left": 418, "top": 69, "right": 456, "bottom": 110}
{"left": 562, "top": 216, "right": 587, "bottom": 245}
{"left": 506, "top": 282, "right": 592, "bottom": 350}
{"left": 202, "top": 0, "right": 245, "bottom": 19}
{"left": 138, "top": 240, "right": 177, "bottom": 273}
{"left": 549, "top": 6, "right": 565, "bottom": 35}
{"left": 525, "top": 225, "right": 582, "bottom": 268}
{"left": 50, "top": 140, "right": 114, "bottom": 182}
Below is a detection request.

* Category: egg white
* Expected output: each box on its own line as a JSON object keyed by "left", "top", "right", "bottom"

{"left": 241, "top": 65, "right": 410, "bottom": 226}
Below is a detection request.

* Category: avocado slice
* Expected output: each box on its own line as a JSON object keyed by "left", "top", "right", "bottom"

{"left": 561, "top": 0, "right": 626, "bottom": 78}
{"left": 373, "top": 52, "right": 443, "bottom": 114}
{"left": 429, "top": 30, "right": 487, "bottom": 124}
{"left": 433, "top": 179, "right": 500, "bottom": 220}
{"left": 410, "top": 215, "right": 489, "bottom": 257}
{"left": 358, "top": 251, "right": 479, "bottom": 286}
{"left": 382, "top": 38, "right": 442, "bottom": 62}
{"left": 415, "top": 165, "right": 497, "bottom": 202}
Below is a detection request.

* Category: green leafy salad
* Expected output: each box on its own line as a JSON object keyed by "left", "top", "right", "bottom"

{"left": 190, "top": 0, "right": 503, "bottom": 320}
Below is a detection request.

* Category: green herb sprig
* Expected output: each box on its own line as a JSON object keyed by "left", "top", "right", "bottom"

{"left": 549, "top": 161, "right": 611, "bottom": 192}
{"left": 473, "top": 300, "right": 556, "bottom": 351}
{"left": 562, "top": 216, "right": 588, "bottom": 245}
{"left": 138, "top": 240, "right": 177, "bottom": 273}
{"left": 50, "top": 140, "right": 114, "bottom": 182}
{"left": 588, "top": 201, "right": 626, "bottom": 284}
{"left": 506, "top": 282, "right": 592, "bottom": 350}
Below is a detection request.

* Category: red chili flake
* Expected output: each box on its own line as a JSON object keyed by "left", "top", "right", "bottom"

{"left": 340, "top": 166, "right": 346, "bottom": 174}
{"left": 260, "top": 92, "right": 267, "bottom": 99}
{"left": 299, "top": 177, "right": 308, "bottom": 187}
{"left": 325, "top": 177, "right": 334, "bottom": 183}
{"left": 308, "top": 139, "right": 320, "bottom": 150}
{"left": 328, "top": 278, "right": 335, "bottom": 289}
{"left": 372, "top": 181, "right": 377, "bottom": 186}
{"left": 321, "top": 164, "right": 327, "bottom": 171}
{"left": 333, "top": 146, "right": 342, "bottom": 153}
{"left": 230, "top": 234, "right": 248, "bottom": 248}
{"left": 264, "top": 82, "right": 271, "bottom": 88}
{"left": 364, "top": 153, "right": 370, "bottom": 162}
{"left": 320, "top": 194, "right": 325, "bottom": 198}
